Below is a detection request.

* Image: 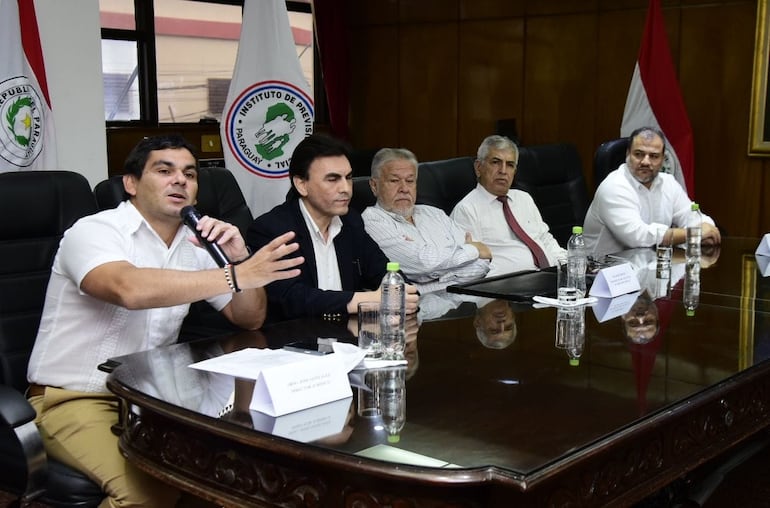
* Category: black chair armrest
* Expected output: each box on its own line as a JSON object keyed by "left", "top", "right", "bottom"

{"left": 0, "top": 386, "right": 48, "bottom": 503}
{"left": 0, "top": 385, "right": 37, "bottom": 427}
{"left": 0, "top": 386, "right": 103, "bottom": 505}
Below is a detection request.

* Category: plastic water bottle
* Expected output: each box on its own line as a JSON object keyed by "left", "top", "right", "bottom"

{"left": 686, "top": 202, "right": 702, "bottom": 264}
{"left": 684, "top": 259, "right": 700, "bottom": 317}
{"left": 379, "top": 367, "right": 406, "bottom": 443}
{"left": 380, "top": 262, "right": 406, "bottom": 359}
{"left": 555, "top": 307, "right": 585, "bottom": 366}
{"left": 567, "top": 226, "right": 587, "bottom": 297}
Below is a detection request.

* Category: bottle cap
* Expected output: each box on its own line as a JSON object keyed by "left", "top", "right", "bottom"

{"left": 387, "top": 261, "right": 400, "bottom": 272}
{"left": 686, "top": 309, "right": 695, "bottom": 317}
{"left": 572, "top": 226, "right": 583, "bottom": 234}
{"left": 569, "top": 358, "right": 579, "bottom": 366}
{"left": 387, "top": 434, "right": 400, "bottom": 443}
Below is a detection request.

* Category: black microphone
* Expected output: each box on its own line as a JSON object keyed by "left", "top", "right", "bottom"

{"left": 180, "top": 206, "right": 230, "bottom": 267}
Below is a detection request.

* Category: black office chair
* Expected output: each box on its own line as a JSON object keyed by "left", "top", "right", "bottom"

{"left": 349, "top": 175, "right": 376, "bottom": 214}
{"left": 94, "top": 166, "right": 255, "bottom": 341}
{"left": 593, "top": 137, "right": 629, "bottom": 188}
{"left": 515, "top": 144, "right": 590, "bottom": 246}
{"left": 348, "top": 147, "right": 380, "bottom": 177}
{"left": 0, "top": 171, "right": 104, "bottom": 507}
{"left": 416, "top": 156, "right": 477, "bottom": 215}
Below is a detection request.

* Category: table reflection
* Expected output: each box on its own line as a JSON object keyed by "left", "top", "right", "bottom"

{"left": 104, "top": 238, "right": 770, "bottom": 507}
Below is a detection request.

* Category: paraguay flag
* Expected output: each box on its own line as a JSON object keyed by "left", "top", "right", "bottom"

{"left": 621, "top": 0, "right": 694, "bottom": 197}
{"left": 0, "top": 0, "right": 58, "bottom": 172}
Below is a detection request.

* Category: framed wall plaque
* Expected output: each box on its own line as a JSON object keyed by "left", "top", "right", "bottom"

{"left": 750, "top": 0, "right": 770, "bottom": 155}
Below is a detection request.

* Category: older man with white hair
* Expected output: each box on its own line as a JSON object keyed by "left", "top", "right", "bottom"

{"left": 362, "top": 147, "right": 491, "bottom": 293}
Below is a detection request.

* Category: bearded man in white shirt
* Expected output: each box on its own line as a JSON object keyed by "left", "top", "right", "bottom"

{"left": 362, "top": 148, "right": 492, "bottom": 293}
{"left": 450, "top": 135, "right": 565, "bottom": 277}
{"left": 583, "top": 126, "right": 721, "bottom": 257}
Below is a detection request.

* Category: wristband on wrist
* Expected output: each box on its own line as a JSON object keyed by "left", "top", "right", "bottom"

{"left": 229, "top": 263, "right": 241, "bottom": 292}
{"left": 223, "top": 264, "right": 242, "bottom": 293}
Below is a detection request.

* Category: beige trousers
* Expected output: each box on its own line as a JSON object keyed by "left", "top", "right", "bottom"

{"left": 29, "top": 386, "right": 181, "bottom": 508}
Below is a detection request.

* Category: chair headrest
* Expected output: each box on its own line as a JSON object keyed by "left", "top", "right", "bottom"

{"left": 0, "top": 171, "right": 97, "bottom": 239}
{"left": 594, "top": 137, "right": 629, "bottom": 187}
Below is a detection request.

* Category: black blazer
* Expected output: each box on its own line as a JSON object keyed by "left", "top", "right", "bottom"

{"left": 246, "top": 199, "right": 388, "bottom": 322}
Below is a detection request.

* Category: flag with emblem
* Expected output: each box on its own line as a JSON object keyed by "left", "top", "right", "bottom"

{"left": 0, "top": 0, "right": 58, "bottom": 172}
{"left": 220, "top": 0, "right": 314, "bottom": 217}
{"left": 621, "top": 0, "right": 694, "bottom": 197}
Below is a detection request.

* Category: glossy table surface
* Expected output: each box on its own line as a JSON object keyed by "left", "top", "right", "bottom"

{"left": 106, "top": 237, "right": 770, "bottom": 506}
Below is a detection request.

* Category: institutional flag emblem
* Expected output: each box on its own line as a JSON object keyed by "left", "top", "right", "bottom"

{"left": 220, "top": 0, "right": 314, "bottom": 216}
{"left": 223, "top": 80, "right": 314, "bottom": 179}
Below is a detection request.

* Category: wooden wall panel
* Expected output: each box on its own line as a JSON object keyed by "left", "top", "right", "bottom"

{"left": 522, "top": 13, "right": 597, "bottom": 168}
{"left": 599, "top": 0, "right": 674, "bottom": 9}
{"left": 344, "top": 0, "right": 769, "bottom": 236}
{"left": 348, "top": 25, "right": 401, "bottom": 151}
{"left": 524, "top": 0, "right": 598, "bottom": 16}
{"left": 348, "top": 0, "right": 398, "bottom": 26}
{"left": 680, "top": 3, "right": 763, "bottom": 236}
{"left": 458, "top": 19, "right": 525, "bottom": 157}
{"left": 460, "top": 0, "right": 525, "bottom": 20}
{"left": 398, "top": 23, "right": 459, "bottom": 160}
{"left": 594, "top": 9, "right": 643, "bottom": 189}
{"left": 399, "top": 0, "right": 458, "bottom": 23}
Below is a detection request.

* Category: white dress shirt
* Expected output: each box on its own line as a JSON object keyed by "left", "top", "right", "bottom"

{"left": 450, "top": 184, "right": 566, "bottom": 277}
{"left": 583, "top": 164, "right": 715, "bottom": 257}
{"left": 363, "top": 203, "right": 490, "bottom": 293}
{"left": 27, "top": 201, "right": 230, "bottom": 393}
{"left": 299, "top": 198, "right": 343, "bottom": 290}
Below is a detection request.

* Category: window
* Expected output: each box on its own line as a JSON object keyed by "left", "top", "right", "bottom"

{"left": 99, "top": 0, "right": 314, "bottom": 125}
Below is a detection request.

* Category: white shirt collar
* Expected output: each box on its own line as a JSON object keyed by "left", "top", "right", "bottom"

{"left": 476, "top": 182, "right": 507, "bottom": 203}
{"left": 298, "top": 198, "right": 343, "bottom": 245}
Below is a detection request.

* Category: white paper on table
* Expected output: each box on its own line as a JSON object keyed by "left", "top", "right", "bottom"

{"left": 591, "top": 291, "right": 641, "bottom": 322}
{"left": 756, "top": 253, "right": 770, "bottom": 277}
{"left": 250, "top": 396, "right": 352, "bottom": 443}
{"left": 189, "top": 345, "right": 366, "bottom": 417}
{"left": 588, "top": 263, "right": 641, "bottom": 298}
{"left": 756, "top": 233, "right": 770, "bottom": 257}
{"left": 756, "top": 234, "right": 770, "bottom": 276}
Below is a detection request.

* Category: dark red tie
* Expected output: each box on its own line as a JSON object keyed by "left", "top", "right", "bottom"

{"left": 497, "top": 196, "right": 549, "bottom": 268}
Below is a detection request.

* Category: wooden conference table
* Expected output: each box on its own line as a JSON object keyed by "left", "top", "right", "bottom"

{"left": 105, "top": 237, "right": 770, "bottom": 507}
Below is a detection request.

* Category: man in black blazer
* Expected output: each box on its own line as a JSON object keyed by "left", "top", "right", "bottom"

{"left": 246, "top": 134, "right": 419, "bottom": 322}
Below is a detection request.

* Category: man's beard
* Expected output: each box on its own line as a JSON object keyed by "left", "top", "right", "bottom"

{"left": 392, "top": 205, "right": 415, "bottom": 219}
{"left": 633, "top": 168, "right": 657, "bottom": 185}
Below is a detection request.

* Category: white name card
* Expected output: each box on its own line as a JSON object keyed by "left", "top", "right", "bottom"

{"left": 757, "top": 256, "right": 770, "bottom": 277}
{"left": 588, "top": 262, "right": 641, "bottom": 298}
{"left": 250, "top": 353, "right": 352, "bottom": 417}
{"left": 250, "top": 396, "right": 352, "bottom": 442}
{"left": 756, "top": 233, "right": 770, "bottom": 257}
{"left": 591, "top": 291, "right": 640, "bottom": 323}
{"left": 756, "top": 234, "right": 770, "bottom": 277}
